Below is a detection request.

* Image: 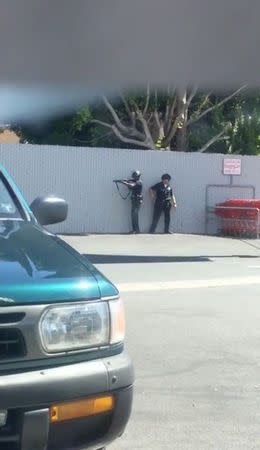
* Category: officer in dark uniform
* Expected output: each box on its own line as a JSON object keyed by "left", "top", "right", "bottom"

{"left": 149, "top": 173, "right": 177, "bottom": 234}
{"left": 118, "top": 170, "right": 143, "bottom": 234}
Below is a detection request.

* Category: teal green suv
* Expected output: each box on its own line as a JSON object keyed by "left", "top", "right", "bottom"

{"left": 0, "top": 165, "right": 134, "bottom": 450}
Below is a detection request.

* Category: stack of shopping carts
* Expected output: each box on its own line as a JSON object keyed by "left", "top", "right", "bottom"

{"left": 215, "top": 199, "right": 260, "bottom": 238}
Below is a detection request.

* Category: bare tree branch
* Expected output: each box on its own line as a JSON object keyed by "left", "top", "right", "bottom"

{"left": 191, "top": 92, "right": 212, "bottom": 119}
{"left": 169, "top": 92, "right": 177, "bottom": 117}
{"left": 131, "top": 111, "right": 136, "bottom": 128}
{"left": 91, "top": 119, "right": 152, "bottom": 149}
{"left": 154, "top": 111, "right": 161, "bottom": 129}
{"left": 102, "top": 96, "right": 129, "bottom": 133}
{"left": 164, "top": 90, "right": 187, "bottom": 147}
{"left": 163, "top": 114, "right": 182, "bottom": 148}
{"left": 147, "top": 113, "right": 153, "bottom": 124}
{"left": 138, "top": 113, "right": 155, "bottom": 147}
{"left": 91, "top": 119, "right": 114, "bottom": 129}
{"left": 187, "top": 85, "right": 198, "bottom": 105}
{"left": 97, "top": 97, "right": 147, "bottom": 141}
{"left": 165, "top": 103, "right": 170, "bottom": 126}
{"left": 165, "top": 92, "right": 177, "bottom": 135}
{"left": 132, "top": 100, "right": 155, "bottom": 147}
{"left": 188, "top": 85, "right": 247, "bottom": 126}
{"left": 143, "top": 83, "right": 150, "bottom": 116}
{"left": 154, "top": 89, "right": 158, "bottom": 112}
{"left": 198, "top": 129, "right": 228, "bottom": 153}
{"left": 165, "top": 88, "right": 174, "bottom": 125}
{"left": 152, "top": 89, "right": 161, "bottom": 130}
{"left": 112, "top": 125, "right": 153, "bottom": 149}
{"left": 119, "top": 93, "right": 134, "bottom": 124}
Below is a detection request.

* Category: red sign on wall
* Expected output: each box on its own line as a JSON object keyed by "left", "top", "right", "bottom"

{"left": 223, "top": 158, "right": 242, "bottom": 175}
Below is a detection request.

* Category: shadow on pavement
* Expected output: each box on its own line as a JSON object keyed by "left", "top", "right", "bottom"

{"left": 83, "top": 254, "right": 260, "bottom": 264}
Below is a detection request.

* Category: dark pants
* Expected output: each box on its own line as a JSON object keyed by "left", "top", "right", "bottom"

{"left": 131, "top": 199, "right": 141, "bottom": 232}
{"left": 149, "top": 202, "right": 171, "bottom": 233}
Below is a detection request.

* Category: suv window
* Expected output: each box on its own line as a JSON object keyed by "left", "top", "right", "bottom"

{"left": 0, "top": 174, "right": 22, "bottom": 219}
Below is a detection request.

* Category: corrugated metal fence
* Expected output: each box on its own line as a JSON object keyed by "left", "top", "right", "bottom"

{"left": 1, "top": 144, "right": 260, "bottom": 234}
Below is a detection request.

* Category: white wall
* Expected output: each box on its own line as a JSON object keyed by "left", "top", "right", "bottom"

{"left": 1, "top": 144, "right": 260, "bottom": 234}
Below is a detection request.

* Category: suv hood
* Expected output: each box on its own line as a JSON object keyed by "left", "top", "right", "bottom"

{"left": 0, "top": 221, "right": 118, "bottom": 304}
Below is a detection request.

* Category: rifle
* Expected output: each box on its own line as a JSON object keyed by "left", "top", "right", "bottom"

{"left": 113, "top": 179, "right": 134, "bottom": 184}
{"left": 113, "top": 179, "right": 134, "bottom": 199}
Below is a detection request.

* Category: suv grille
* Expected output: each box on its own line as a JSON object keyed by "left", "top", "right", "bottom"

{"left": 0, "top": 329, "right": 26, "bottom": 360}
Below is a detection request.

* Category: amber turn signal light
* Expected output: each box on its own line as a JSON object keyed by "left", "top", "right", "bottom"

{"left": 50, "top": 395, "right": 114, "bottom": 423}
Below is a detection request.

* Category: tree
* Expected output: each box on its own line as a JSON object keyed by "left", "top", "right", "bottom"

{"left": 18, "top": 85, "right": 260, "bottom": 155}
{"left": 91, "top": 85, "right": 246, "bottom": 151}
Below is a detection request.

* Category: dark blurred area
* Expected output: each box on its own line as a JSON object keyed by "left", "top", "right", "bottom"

{"left": 0, "top": 0, "right": 259, "bottom": 86}
{"left": 0, "top": 0, "right": 259, "bottom": 151}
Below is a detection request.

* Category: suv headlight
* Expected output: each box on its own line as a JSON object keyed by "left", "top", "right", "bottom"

{"left": 40, "top": 298, "right": 125, "bottom": 353}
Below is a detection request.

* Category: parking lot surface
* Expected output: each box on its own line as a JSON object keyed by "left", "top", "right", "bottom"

{"left": 62, "top": 234, "right": 260, "bottom": 450}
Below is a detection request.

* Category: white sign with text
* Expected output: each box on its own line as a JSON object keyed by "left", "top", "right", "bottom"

{"left": 223, "top": 158, "right": 242, "bottom": 175}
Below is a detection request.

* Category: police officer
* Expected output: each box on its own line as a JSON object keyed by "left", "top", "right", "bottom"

{"left": 120, "top": 170, "right": 143, "bottom": 234}
{"left": 149, "top": 173, "right": 177, "bottom": 234}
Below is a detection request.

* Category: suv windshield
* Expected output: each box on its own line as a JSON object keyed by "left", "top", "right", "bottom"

{"left": 0, "top": 174, "right": 22, "bottom": 219}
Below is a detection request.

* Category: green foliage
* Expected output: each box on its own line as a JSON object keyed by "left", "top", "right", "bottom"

{"left": 70, "top": 109, "right": 92, "bottom": 134}
{"left": 188, "top": 89, "right": 260, "bottom": 154}
{"left": 228, "top": 111, "right": 260, "bottom": 155}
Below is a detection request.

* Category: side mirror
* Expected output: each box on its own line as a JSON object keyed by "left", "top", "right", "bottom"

{"left": 30, "top": 195, "right": 68, "bottom": 226}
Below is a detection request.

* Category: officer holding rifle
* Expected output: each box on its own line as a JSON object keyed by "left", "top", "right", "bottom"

{"left": 113, "top": 170, "right": 143, "bottom": 234}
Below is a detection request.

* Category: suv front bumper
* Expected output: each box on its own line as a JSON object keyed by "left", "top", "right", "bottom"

{"left": 0, "top": 351, "right": 134, "bottom": 450}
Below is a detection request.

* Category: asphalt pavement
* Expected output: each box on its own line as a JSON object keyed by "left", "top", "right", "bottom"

{"left": 62, "top": 234, "right": 260, "bottom": 450}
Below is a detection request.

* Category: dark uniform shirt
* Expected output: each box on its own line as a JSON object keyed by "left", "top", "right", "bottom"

{"left": 151, "top": 182, "right": 172, "bottom": 205}
{"left": 130, "top": 180, "right": 143, "bottom": 199}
